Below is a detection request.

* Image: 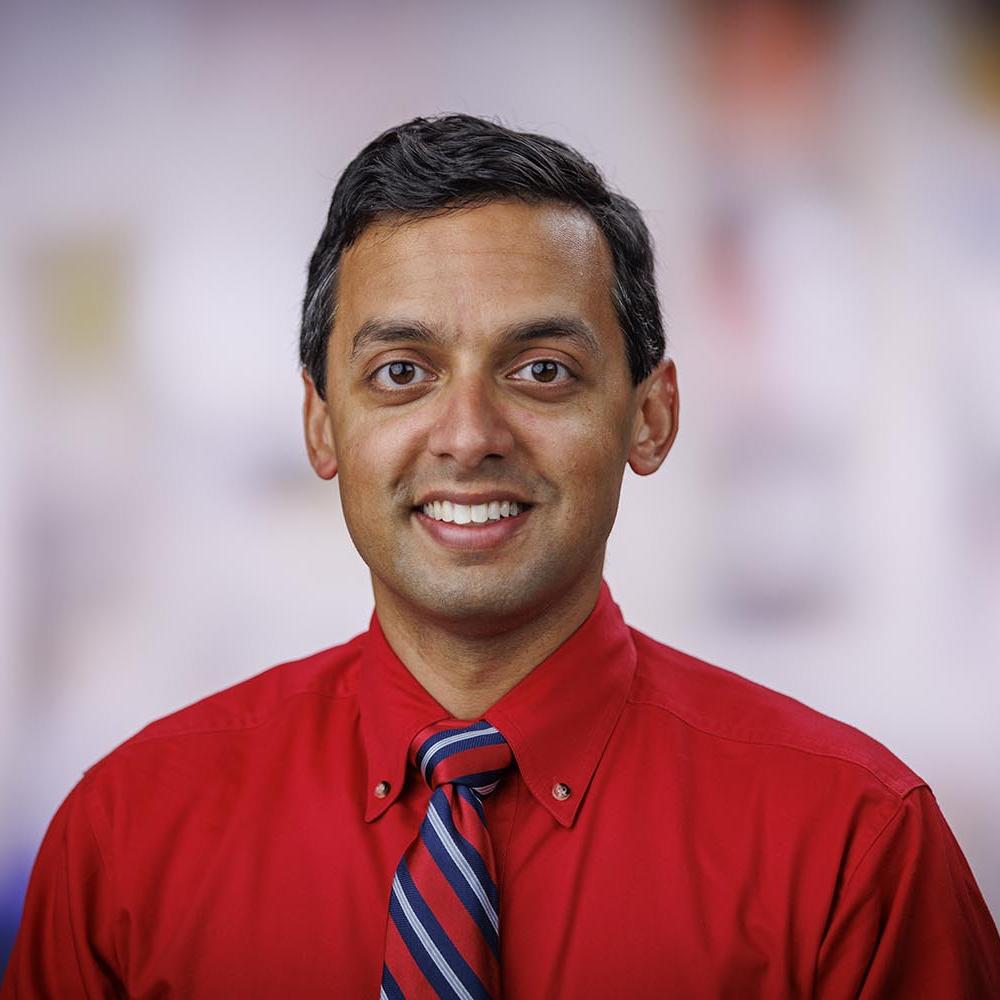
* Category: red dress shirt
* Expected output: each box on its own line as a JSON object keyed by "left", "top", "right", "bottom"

{"left": 4, "top": 583, "right": 999, "bottom": 997}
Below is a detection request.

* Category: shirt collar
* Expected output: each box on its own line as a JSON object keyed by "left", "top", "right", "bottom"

{"left": 359, "top": 581, "right": 637, "bottom": 827}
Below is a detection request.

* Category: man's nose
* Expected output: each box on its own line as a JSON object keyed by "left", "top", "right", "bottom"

{"left": 426, "top": 375, "right": 515, "bottom": 470}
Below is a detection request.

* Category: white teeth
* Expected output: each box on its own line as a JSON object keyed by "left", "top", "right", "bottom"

{"left": 418, "top": 499, "right": 526, "bottom": 524}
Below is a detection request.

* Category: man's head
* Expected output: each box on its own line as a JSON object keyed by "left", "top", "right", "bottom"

{"left": 300, "top": 114, "right": 664, "bottom": 399}
{"left": 301, "top": 115, "right": 678, "bottom": 633}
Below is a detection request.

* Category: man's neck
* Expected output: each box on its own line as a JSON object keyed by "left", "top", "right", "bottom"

{"left": 372, "top": 574, "right": 604, "bottom": 719}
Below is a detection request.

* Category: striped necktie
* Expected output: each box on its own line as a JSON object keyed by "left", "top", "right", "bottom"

{"left": 381, "top": 719, "right": 512, "bottom": 1000}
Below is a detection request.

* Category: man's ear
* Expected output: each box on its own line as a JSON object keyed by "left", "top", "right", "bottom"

{"left": 628, "top": 359, "right": 679, "bottom": 476}
{"left": 302, "top": 369, "right": 338, "bottom": 480}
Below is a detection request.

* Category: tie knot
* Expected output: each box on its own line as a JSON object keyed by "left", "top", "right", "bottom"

{"left": 410, "top": 720, "right": 512, "bottom": 795}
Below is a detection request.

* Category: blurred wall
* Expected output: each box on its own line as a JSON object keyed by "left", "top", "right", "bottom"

{"left": 2, "top": 0, "right": 998, "bottom": 968}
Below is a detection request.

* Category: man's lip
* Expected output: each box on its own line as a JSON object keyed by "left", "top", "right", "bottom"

{"left": 413, "top": 505, "right": 532, "bottom": 550}
{"left": 412, "top": 492, "right": 533, "bottom": 507}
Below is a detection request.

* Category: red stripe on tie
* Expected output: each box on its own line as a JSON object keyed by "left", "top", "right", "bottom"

{"left": 382, "top": 912, "right": 430, "bottom": 1000}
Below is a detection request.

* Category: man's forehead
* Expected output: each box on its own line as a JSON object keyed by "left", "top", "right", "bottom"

{"left": 342, "top": 200, "right": 609, "bottom": 274}
{"left": 333, "top": 201, "right": 616, "bottom": 340}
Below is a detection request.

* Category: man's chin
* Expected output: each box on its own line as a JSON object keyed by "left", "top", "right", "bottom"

{"left": 378, "top": 562, "right": 558, "bottom": 635}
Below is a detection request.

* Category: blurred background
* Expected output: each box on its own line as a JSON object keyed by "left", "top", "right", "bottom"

{"left": 1, "top": 0, "right": 998, "bottom": 969}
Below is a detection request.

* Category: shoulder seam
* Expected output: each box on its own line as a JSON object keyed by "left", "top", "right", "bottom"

{"left": 77, "top": 784, "right": 127, "bottom": 983}
{"left": 62, "top": 797, "right": 98, "bottom": 995}
{"left": 84, "top": 687, "right": 358, "bottom": 779}
{"left": 836, "top": 787, "right": 913, "bottom": 904}
{"left": 626, "top": 695, "right": 924, "bottom": 799}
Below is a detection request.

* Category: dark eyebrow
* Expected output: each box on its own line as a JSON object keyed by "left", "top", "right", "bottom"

{"left": 348, "top": 314, "right": 601, "bottom": 361}
{"left": 349, "top": 319, "right": 442, "bottom": 361}
{"left": 499, "top": 316, "right": 601, "bottom": 358}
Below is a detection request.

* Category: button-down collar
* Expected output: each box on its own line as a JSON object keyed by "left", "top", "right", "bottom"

{"left": 359, "top": 581, "right": 637, "bottom": 827}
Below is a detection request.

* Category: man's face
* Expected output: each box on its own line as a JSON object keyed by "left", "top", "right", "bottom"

{"left": 304, "top": 200, "right": 674, "bottom": 631}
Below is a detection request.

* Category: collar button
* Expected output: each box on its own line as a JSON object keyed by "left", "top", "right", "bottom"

{"left": 552, "top": 782, "right": 571, "bottom": 801}
{"left": 374, "top": 781, "right": 391, "bottom": 799}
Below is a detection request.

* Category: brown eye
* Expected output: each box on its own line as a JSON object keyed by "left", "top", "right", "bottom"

{"left": 370, "top": 360, "right": 434, "bottom": 390}
{"left": 388, "top": 361, "right": 415, "bottom": 384}
{"left": 531, "top": 361, "right": 558, "bottom": 383}
{"left": 510, "top": 359, "right": 573, "bottom": 385}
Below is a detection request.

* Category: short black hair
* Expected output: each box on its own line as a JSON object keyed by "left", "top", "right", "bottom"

{"left": 300, "top": 114, "right": 664, "bottom": 398}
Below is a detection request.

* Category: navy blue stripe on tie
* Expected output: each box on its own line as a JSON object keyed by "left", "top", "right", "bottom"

{"left": 416, "top": 723, "right": 507, "bottom": 783}
{"left": 421, "top": 792, "right": 499, "bottom": 956}
{"left": 380, "top": 964, "right": 405, "bottom": 1000}
{"left": 414, "top": 721, "right": 494, "bottom": 775}
{"left": 456, "top": 783, "right": 487, "bottom": 823}
{"left": 390, "top": 861, "right": 493, "bottom": 1000}
{"left": 431, "top": 789, "right": 500, "bottom": 917}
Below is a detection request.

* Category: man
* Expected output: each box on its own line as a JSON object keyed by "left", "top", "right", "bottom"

{"left": 3, "top": 115, "right": 998, "bottom": 998}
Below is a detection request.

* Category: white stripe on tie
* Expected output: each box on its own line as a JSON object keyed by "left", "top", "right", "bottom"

{"left": 426, "top": 797, "right": 499, "bottom": 932}
{"left": 392, "top": 873, "right": 475, "bottom": 1000}
{"left": 421, "top": 726, "right": 500, "bottom": 782}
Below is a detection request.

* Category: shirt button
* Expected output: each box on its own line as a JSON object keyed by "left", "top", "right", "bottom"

{"left": 551, "top": 782, "right": 571, "bottom": 801}
{"left": 374, "top": 781, "right": 391, "bottom": 798}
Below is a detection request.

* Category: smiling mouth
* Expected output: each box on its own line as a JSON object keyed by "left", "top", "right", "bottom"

{"left": 415, "top": 500, "right": 530, "bottom": 525}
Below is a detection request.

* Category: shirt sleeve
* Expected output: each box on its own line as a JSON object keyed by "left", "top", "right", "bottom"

{"left": 1, "top": 780, "right": 123, "bottom": 999}
{"left": 816, "top": 784, "right": 1000, "bottom": 998}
